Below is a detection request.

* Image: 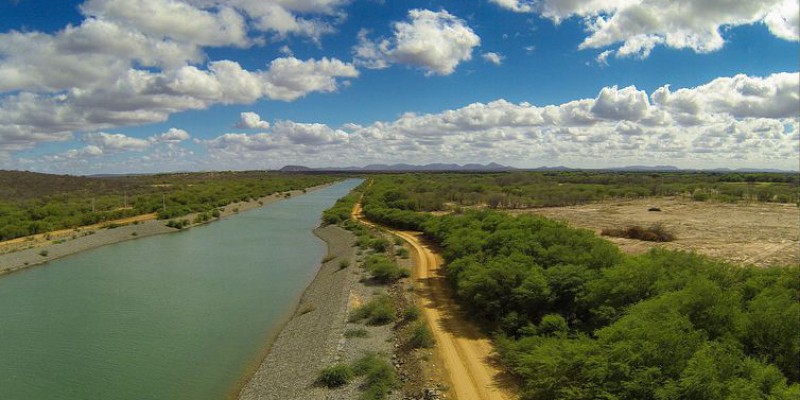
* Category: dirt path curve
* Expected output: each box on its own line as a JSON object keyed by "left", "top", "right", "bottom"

{"left": 352, "top": 203, "right": 516, "bottom": 400}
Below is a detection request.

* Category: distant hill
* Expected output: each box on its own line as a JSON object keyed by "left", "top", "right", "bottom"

{"left": 279, "top": 165, "right": 313, "bottom": 172}
{"left": 280, "top": 163, "right": 516, "bottom": 172}
{"left": 605, "top": 165, "right": 681, "bottom": 172}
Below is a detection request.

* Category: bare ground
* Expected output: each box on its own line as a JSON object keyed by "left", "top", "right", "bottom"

{"left": 508, "top": 197, "right": 799, "bottom": 267}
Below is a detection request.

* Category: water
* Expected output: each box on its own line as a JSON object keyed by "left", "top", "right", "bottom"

{"left": 0, "top": 179, "right": 361, "bottom": 400}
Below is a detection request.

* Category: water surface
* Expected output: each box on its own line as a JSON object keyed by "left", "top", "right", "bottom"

{"left": 0, "top": 179, "right": 361, "bottom": 400}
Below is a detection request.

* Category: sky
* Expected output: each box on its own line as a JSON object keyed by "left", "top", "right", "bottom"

{"left": 0, "top": 0, "right": 798, "bottom": 174}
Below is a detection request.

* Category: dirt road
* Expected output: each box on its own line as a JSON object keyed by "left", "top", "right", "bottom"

{"left": 352, "top": 203, "right": 516, "bottom": 400}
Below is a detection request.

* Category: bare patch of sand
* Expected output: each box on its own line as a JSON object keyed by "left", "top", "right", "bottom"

{"left": 509, "top": 198, "right": 799, "bottom": 267}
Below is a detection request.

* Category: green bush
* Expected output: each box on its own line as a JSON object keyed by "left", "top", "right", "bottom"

{"left": 369, "top": 238, "right": 391, "bottom": 252}
{"left": 395, "top": 247, "right": 409, "bottom": 258}
{"left": 364, "top": 255, "right": 409, "bottom": 283}
{"left": 354, "top": 353, "right": 399, "bottom": 400}
{"left": 344, "top": 328, "right": 369, "bottom": 338}
{"left": 408, "top": 322, "right": 435, "bottom": 348}
{"left": 317, "top": 364, "right": 355, "bottom": 387}
{"left": 349, "top": 295, "right": 395, "bottom": 325}
{"left": 403, "top": 305, "right": 421, "bottom": 321}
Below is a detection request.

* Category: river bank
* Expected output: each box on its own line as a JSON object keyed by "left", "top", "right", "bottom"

{"left": 0, "top": 183, "right": 333, "bottom": 276}
{"left": 237, "top": 223, "right": 401, "bottom": 400}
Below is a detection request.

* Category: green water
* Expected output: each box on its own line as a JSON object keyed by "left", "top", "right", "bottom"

{"left": 0, "top": 179, "right": 361, "bottom": 400}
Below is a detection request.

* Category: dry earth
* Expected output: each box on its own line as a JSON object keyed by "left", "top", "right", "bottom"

{"left": 508, "top": 197, "right": 799, "bottom": 267}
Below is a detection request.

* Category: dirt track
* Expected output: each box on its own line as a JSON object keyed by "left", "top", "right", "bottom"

{"left": 353, "top": 203, "right": 515, "bottom": 400}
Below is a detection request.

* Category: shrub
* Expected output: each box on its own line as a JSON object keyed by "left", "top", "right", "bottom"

{"left": 369, "top": 238, "right": 391, "bottom": 253}
{"left": 403, "top": 305, "right": 421, "bottom": 321}
{"left": 648, "top": 207, "right": 661, "bottom": 212}
{"left": 692, "top": 191, "right": 710, "bottom": 201}
{"left": 601, "top": 223, "right": 676, "bottom": 242}
{"left": 364, "top": 255, "right": 410, "bottom": 283}
{"left": 165, "top": 219, "right": 189, "bottom": 229}
{"left": 537, "top": 314, "right": 569, "bottom": 337}
{"left": 38, "top": 250, "right": 48, "bottom": 257}
{"left": 395, "top": 248, "right": 409, "bottom": 258}
{"left": 349, "top": 295, "right": 395, "bottom": 325}
{"left": 317, "top": 364, "right": 355, "bottom": 387}
{"left": 344, "top": 328, "right": 369, "bottom": 338}
{"left": 339, "top": 259, "right": 351, "bottom": 269}
{"left": 408, "top": 322, "right": 435, "bottom": 348}
{"left": 354, "top": 353, "right": 399, "bottom": 400}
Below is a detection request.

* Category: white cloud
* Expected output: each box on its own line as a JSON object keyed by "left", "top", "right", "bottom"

{"left": 0, "top": 57, "right": 357, "bottom": 154}
{"left": 151, "top": 128, "right": 191, "bottom": 143}
{"left": 86, "top": 132, "right": 151, "bottom": 151}
{"left": 482, "top": 52, "right": 505, "bottom": 65}
{"left": 591, "top": 85, "right": 651, "bottom": 121}
{"left": 354, "top": 9, "right": 481, "bottom": 76}
{"left": 0, "top": 18, "right": 202, "bottom": 92}
{"left": 491, "top": 0, "right": 800, "bottom": 58}
{"left": 81, "top": 0, "right": 250, "bottom": 47}
{"left": 198, "top": 72, "right": 799, "bottom": 171}
{"left": 488, "top": 0, "right": 535, "bottom": 13}
{"left": 237, "top": 112, "right": 271, "bottom": 129}
{"left": 764, "top": 0, "right": 800, "bottom": 40}
{"left": 0, "top": 0, "right": 359, "bottom": 157}
{"left": 263, "top": 57, "right": 359, "bottom": 101}
{"left": 272, "top": 120, "right": 349, "bottom": 144}
{"left": 8, "top": 72, "right": 799, "bottom": 172}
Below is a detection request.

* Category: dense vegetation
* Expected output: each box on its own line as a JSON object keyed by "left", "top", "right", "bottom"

{"left": 0, "top": 170, "right": 337, "bottom": 241}
{"left": 358, "top": 174, "right": 800, "bottom": 400}
{"left": 358, "top": 171, "right": 799, "bottom": 213}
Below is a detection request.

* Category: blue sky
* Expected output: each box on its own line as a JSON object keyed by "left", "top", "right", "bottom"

{"left": 0, "top": 0, "right": 798, "bottom": 174}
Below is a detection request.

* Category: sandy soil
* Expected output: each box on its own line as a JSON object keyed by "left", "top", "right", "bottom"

{"left": 0, "top": 185, "right": 331, "bottom": 276}
{"left": 508, "top": 197, "right": 799, "bottom": 267}
{"left": 353, "top": 203, "right": 516, "bottom": 400}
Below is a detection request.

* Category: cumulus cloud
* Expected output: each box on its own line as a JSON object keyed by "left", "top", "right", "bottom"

{"left": 200, "top": 72, "right": 799, "bottom": 170}
{"left": 354, "top": 9, "right": 481, "bottom": 76}
{"left": 482, "top": 52, "right": 505, "bottom": 65}
{"left": 263, "top": 57, "right": 359, "bottom": 101}
{"left": 151, "top": 128, "right": 191, "bottom": 143}
{"left": 237, "top": 112, "right": 271, "bottom": 129}
{"left": 0, "top": 57, "right": 357, "bottom": 154}
{"left": 81, "top": 0, "right": 250, "bottom": 47}
{"left": 272, "top": 120, "right": 349, "bottom": 144}
{"left": 86, "top": 132, "right": 151, "bottom": 151}
{"left": 0, "top": 0, "right": 358, "bottom": 157}
{"left": 491, "top": 0, "right": 800, "bottom": 58}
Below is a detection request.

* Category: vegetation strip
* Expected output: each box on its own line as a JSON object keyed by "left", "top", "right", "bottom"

{"left": 359, "top": 174, "right": 800, "bottom": 400}
{"left": 0, "top": 170, "right": 338, "bottom": 242}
